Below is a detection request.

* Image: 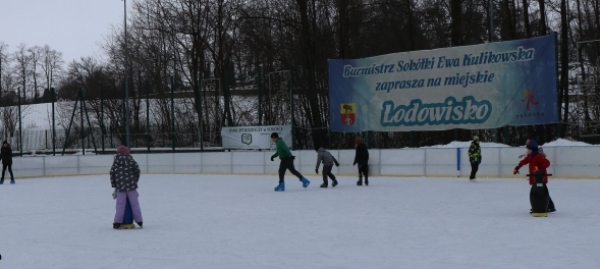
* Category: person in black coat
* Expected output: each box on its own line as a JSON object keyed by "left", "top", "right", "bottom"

{"left": 353, "top": 137, "right": 369, "bottom": 186}
{"left": 0, "top": 141, "right": 15, "bottom": 184}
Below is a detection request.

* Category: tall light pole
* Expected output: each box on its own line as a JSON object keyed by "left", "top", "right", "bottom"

{"left": 123, "top": 0, "right": 130, "bottom": 147}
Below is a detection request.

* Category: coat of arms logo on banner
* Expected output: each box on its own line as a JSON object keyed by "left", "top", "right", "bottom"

{"left": 340, "top": 103, "right": 356, "bottom": 126}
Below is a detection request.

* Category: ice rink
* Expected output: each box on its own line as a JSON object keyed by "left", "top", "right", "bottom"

{"left": 0, "top": 174, "right": 598, "bottom": 268}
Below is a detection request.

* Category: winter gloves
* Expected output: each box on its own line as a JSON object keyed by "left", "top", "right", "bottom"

{"left": 513, "top": 166, "right": 520, "bottom": 175}
{"left": 469, "top": 157, "right": 481, "bottom": 165}
{"left": 271, "top": 156, "right": 275, "bottom": 161}
{"left": 315, "top": 169, "right": 319, "bottom": 174}
{"left": 334, "top": 160, "right": 340, "bottom": 167}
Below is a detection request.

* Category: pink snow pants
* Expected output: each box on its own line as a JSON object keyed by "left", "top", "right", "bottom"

{"left": 114, "top": 190, "right": 143, "bottom": 223}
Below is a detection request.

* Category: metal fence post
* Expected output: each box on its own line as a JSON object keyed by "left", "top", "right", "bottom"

{"left": 52, "top": 87, "right": 56, "bottom": 156}
{"left": 258, "top": 67, "right": 262, "bottom": 126}
{"left": 122, "top": 82, "right": 126, "bottom": 145}
{"left": 197, "top": 76, "right": 203, "bottom": 151}
{"left": 18, "top": 87, "right": 23, "bottom": 155}
{"left": 101, "top": 86, "right": 105, "bottom": 154}
{"left": 290, "top": 63, "right": 295, "bottom": 150}
{"left": 170, "top": 76, "right": 175, "bottom": 151}
{"left": 146, "top": 80, "right": 150, "bottom": 152}
{"left": 80, "top": 88, "right": 85, "bottom": 155}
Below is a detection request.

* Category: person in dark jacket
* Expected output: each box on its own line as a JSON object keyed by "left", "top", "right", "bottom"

{"left": 110, "top": 145, "right": 143, "bottom": 228}
{"left": 468, "top": 135, "right": 482, "bottom": 181}
{"left": 0, "top": 141, "right": 15, "bottom": 184}
{"left": 353, "top": 138, "right": 369, "bottom": 186}
{"left": 270, "top": 132, "right": 310, "bottom": 191}
{"left": 315, "top": 147, "right": 339, "bottom": 188}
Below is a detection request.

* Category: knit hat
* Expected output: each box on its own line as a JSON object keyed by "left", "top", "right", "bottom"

{"left": 116, "top": 145, "right": 130, "bottom": 154}
{"left": 526, "top": 140, "right": 538, "bottom": 151}
{"left": 473, "top": 135, "right": 479, "bottom": 141}
{"left": 270, "top": 132, "right": 279, "bottom": 138}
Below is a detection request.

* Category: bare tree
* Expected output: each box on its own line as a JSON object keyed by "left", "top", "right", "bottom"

{"left": 13, "top": 44, "right": 30, "bottom": 101}
{"left": 40, "top": 45, "right": 64, "bottom": 94}
{"left": 28, "top": 46, "right": 43, "bottom": 100}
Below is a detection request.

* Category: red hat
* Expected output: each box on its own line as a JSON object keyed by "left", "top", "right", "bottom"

{"left": 116, "top": 145, "right": 130, "bottom": 154}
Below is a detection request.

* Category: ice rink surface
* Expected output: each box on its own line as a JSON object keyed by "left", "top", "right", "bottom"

{"left": 0, "top": 174, "right": 598, "bottom": 269}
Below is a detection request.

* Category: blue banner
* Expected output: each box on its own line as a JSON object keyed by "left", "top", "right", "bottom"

{"left": 328, "top": 35, "right": 558, "bottom": 132}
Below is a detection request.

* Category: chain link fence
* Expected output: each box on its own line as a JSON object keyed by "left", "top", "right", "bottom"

{"left": 1, "top": 64, "right": 598, "bottom": 156}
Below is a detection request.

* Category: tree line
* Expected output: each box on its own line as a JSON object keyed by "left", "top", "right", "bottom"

{"left": 1, "top": 0, "right": 599, "bottom": 149}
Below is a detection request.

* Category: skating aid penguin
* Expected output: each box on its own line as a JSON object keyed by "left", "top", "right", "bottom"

{"left": 529, "top": 168, "right": 549, "bottom": 217}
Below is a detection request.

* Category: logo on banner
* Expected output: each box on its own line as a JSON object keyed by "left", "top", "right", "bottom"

{"left": 521, "top": 89, "right": 539, "bottom": 110}
{"left": 340, "top": 103, "right": 356, "bottom": 126}
{"left": 241, "top": 133, "right": 252, "bottom": 145}
{"left": 516, "top": 89, "right": 545, "bottom": 119}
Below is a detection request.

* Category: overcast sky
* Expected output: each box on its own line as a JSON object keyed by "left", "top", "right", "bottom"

{"left": 0, "top": 0, "right": 132, "bottom": 64}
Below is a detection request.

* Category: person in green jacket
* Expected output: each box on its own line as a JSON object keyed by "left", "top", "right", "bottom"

{"left": 270, "top": 132, "right": 310, "bottom": 191}
{"left": 468, "top": 135, "right": 482, "bottom": 181}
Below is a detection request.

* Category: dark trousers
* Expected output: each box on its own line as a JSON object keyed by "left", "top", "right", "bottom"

{"left": 278, "top": 157, "right": 303, "bottom": 183}
{"left": 322, "top": 165, "right": 336, "bottom": 184}
{"left": 469, "top": 162, "right": 479, "bottom": 179}
{"left": 358, "top": 163, "right": 368, "bottom": 182}
{"left": 2, "top": 163, "right": 13, "bottom": 180}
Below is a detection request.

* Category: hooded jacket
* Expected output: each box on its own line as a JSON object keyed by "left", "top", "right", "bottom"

{"left": 353, "top": 142, "right": 369, "bottom": 166}
{"left": 0, "top": 141, "right": 13, "bottom": 165}
{"left": 271, "top": 138, "right": 293, "bottom": 160}
{"left": 517, "top": 140, "right": 550, "bottom": 184}
{"left": 468, "top": 140, "right": 481, "bottom": 162}
{"left": 110, "top": 154, "right": 141, "bottom": 192}
{"left": 316, "top": 148, "right": 339, "bottom": 170}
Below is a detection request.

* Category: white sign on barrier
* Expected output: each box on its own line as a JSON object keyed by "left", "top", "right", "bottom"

{"left": 221, "top": 125, "right": 292, "bottom": 150}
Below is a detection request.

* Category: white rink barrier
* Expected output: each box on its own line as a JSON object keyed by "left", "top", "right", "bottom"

{"left": 11, "top": 146, "right": 600, "bottom": 179}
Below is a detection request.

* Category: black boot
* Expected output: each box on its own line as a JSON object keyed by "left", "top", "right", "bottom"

{"left": 113, "top": 223, "right": 122, "bottom": 229}
{"left": 136, "top": 222, "right": 143, "bottom": 228}
{"left": 356, "top": 180, "right": 362, "bottom": 186}
{"left": 332, "top": 180, "right": 338, "bottom": 187}
{"left": 365, "top": 178, "right": 369, "bottom": 186}
{"left": 320, "top": 182, "right": 328, "bottom": 188}
{"left": 0, "top": 178, "right": 3, "bottom": 185}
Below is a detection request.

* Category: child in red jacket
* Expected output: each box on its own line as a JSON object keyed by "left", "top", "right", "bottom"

{"left": 513, "top": 140, "right": 556, "bottom": 212}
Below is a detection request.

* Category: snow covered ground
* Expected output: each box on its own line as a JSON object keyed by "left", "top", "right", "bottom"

{"left": 1, "top": 174, "right": 599, "bottom": 268}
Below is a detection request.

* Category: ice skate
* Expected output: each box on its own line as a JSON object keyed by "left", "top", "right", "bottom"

{"left": 274, "top": 182, "right": 285, "bottom": 191}
{"left": 320, "top": 182, "right": 328, "bottom": 188}
{"left": 332, "top": 180, "right": 338, "bottom": 187}
{"left": 301, "top": 178, "right": 310, "bottom": 188}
